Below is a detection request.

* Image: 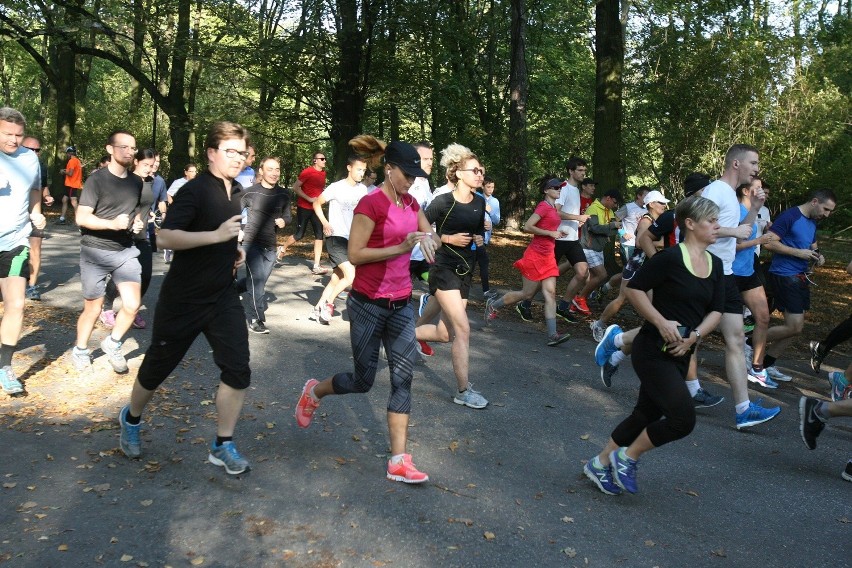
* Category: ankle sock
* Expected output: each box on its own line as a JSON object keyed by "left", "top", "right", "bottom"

{"left": 814, "top": 402, "right": 830, "bottom": 422}
{"left": 614, "top": 333, "right": 625, "bottom": 349}
{"left": 125, "top": 411, "right": 141, "bottom": 425}
{"left": 215, "top": 436, "right": 233, "bottom": 446}
{"left": 735, "top": 401, "right": 750, "bottom": 415}
{"left": 685, "top": 379, "right": 700, "bottom": 397}
{"left": 610, "top": 350, "right": 626, "bottom": 366}
{"left": 390, "top": 453, "right": 405, "bottom": 465}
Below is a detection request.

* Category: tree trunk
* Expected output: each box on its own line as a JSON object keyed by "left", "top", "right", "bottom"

{"left": 329, "top": 0, "right": 366, "bottom": 178}
{"left": 506, "top": 0, "right": 528, "bottom": 225}
{"left": 593, "top": 0, "right": 625, "bottom": 192}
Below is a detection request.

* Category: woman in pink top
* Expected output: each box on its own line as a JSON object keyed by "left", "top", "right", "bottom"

{"left": 294, "top": 136, "right": 440, "bottom": 484}
{"left": 484, "top": 178, "right": 571, "bottom": 346}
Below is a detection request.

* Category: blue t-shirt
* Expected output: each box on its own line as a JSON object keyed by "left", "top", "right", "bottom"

{"left": 768, "top": 206, "right": 816, "bottom": 276}
{"left": 732, "top": 204, "right": 757, "bottom": 277}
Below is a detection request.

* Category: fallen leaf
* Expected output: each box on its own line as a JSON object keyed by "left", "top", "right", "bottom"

{"left": 448, "top": 518, "right": 474, "bottom": 526}
{"left": 561, "top": 516, "right": 574, "bottom": 523}
{"left": 685, "top": 490, "right": 699, "bottom": 497}
{"left": 190, "top": 557, "right": 205, "bottom": 565}
{"left": 3, "top": 482, "right": 16, "bottom": 488}
{"left": 120, "top": 554, "right": 133, "bottom": 561}
{"left": 93, "top": 483, "right": 110, "bottom": 492}
{"left": 562, "top": 547, "right": 577, "bottom": 558}
{"left": 449, "top": 441, "right": 459, "bottom": 453}
{"left": 580, "top": 434, "right": 590, "bottom": 440}
{"left": 140, "top": 500, "right": 153, "bottom": 507}
{"left": 200, "top": 400, "right": 213, "bottom": 406}
{"left": 483, "top": 531, "right": 495, "bottom": 540}
{"left": 266, "top": 422, "right": 275, "bottom": 429}
{"left": 58, "top": 544, "right": 69, "bottom": 551}
{"left": 21, "top": 501, "right": 37, "bottom": 509}
{"left": 711, "top": 548, "right": 726, "bottom": 557}
{"left": 645, "top": 540, "right": 655, "bottom": 547}
{"left": 34, "top": 514, "right": 47, "bottom": 519}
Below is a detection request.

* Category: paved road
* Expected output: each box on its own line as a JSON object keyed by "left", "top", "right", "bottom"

{"left": 1, "top": 225, "right": 849, "bottom": 567}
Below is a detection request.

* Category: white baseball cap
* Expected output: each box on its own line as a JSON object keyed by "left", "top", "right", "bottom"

{"left": 643, "top": 190, "right": 670, "bottom": 206}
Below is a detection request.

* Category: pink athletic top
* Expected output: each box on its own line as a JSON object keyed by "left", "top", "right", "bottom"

{"left": 527, "top": 200, "right": 561, "bottom": 255}
{"left": 351, "top": 190, "right": 420, "bottom": 301}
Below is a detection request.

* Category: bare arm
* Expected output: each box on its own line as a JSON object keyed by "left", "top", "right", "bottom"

{"left": 313, "top": 195, "right": 332, "bottom": 236}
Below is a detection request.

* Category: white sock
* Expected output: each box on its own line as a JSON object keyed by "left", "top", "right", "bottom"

{"left": 390, "top": 453, "right": 406, "bottom": 464}
{"left": 610, "top": 350, "right": 626, "bottom": 366}
{"left": 309, "top": 386, "right": 320, "bottom": 402}
{"left": 614, "top": 333, "right": 625, "bottom": 348}
{"left": 685, "top": 379, "right": 700, "bottom": 397}
{"left": 735, "top": 400, "right": 750, "bottom": 415}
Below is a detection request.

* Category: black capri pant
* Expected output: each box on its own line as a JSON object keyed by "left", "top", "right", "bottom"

{"left": 331, "top": 293, "right": 416, "bottom": 414}
{"left": 610, "top": 331, "right": 696, "bottom": 449}
{"left": 293, "top": 206, "right": 324, "bottom": 241}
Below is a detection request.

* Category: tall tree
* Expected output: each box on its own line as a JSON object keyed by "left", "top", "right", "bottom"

{"left": 592, "top": 0, "right": 624, "bottom": 191}
{"left": 506, "top": 0, "right": 528, "bottom": 221}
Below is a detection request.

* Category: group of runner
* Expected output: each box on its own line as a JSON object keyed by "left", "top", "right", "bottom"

{"left": 1, "top": 106, "right": 848, "bottom": 486}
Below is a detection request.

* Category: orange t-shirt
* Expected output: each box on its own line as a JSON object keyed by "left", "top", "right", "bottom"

{"left": 65, "top": 156, "right": 83, "bottom": 189}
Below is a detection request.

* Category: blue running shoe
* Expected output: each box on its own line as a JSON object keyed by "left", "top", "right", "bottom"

{"left": 609, "top": 448, "right": 639, "bottom": 494}
{"left": 735, "top": 401, "right": 781, "bottom": 430}
{"left": 118, "top": 405, "right": 142, "bottom": 458}
{"left": 584, "top": 458, "right": 622, "bottom": 495}
{"left": 418, "top": 294, "right": 430, "bottom": 318}
{"left": 208, "top": 441, "right": 250, "bottom": 475}
{"left": 595, "top": 324, "right": 622, "bottom": 367}
{"left": 828, "top": 371, "right": 850, "bottom": 402}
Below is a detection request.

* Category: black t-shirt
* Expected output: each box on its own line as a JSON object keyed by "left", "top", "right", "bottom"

{"left": 79, "top": 168, "right": 143, "bottom": 251}
{"left": 240, "top": 184, "right": 292, "bottom": 248}
{"left": 159, "top": 172, "right": 242, "bottom": 304}
{"left": 133, "top": 178, "right": 155, "bottom": 243}
{"left": 628, "top": 244, "right": 724, "bottom": 344}
{"left": 426, "top": 191, "right": 485, "bottom": 272}
{"left": 646, "top": 210, "right": 679, "bottom": 248}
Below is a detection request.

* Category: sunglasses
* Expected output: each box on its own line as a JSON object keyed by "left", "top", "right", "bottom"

{"left": 24, "top": 146, "right": 42, "bottom": 153}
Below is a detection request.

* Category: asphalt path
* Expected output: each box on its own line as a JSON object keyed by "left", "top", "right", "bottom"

{"left": 1, "top": 225, "right": 849, "bottom": 567}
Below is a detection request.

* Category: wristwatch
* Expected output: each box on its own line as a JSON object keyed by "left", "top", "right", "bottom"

{"left": 692, "top": 328, "right": 702, "bottom": 343}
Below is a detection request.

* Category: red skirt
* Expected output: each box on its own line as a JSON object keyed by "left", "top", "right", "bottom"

{"left": 513, "top": 247, "right": 560, "bottom": 282}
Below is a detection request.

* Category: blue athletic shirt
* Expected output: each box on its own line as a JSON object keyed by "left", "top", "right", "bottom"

{"left": 768, "top": 206, "right": 816, "bottom": 276}
{"left": 732, "top": 204, "right": 757, "bottom": 277}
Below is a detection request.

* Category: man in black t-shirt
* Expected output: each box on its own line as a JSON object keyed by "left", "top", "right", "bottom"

{"left": 118, "top": 121, "right": 253, "bottom": 476}
{"left": 71, "top": 130, "right": 143, "bottom": 376}
{"left": 237, "top": 156, "right": 290, "bottom": 333}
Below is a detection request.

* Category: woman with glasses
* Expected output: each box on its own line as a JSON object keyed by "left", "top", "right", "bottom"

{"left": 295, "top": 136, "right": 439, "bottom": 483}
{"left": 415, "top": 143, "right": 488, "bottom": 409}
{"left": 484, "top": 177, "right": 571, "bottom": 346}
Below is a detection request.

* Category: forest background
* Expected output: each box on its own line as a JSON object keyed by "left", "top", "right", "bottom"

{"left": 1, "top": 0, "right": 849, "bottom": 230}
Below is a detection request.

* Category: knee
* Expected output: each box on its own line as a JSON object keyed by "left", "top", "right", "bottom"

{"left": 120, "top": 297, "right": 141, "bottom": 313}
{"left": 754, "top": 308, "right": 770, "bottom": 327}
{"left": 670, "top": 408, "right": 697, "bottom": 439}
{"left": 221, "top": 367, "right": 251, "bottom": 390}
{"left": 789, "top": 318, "right": 805, "bottom": 334}
{"left": 575, "top": 266, "right": 589, "bottom": 280}
{"left": 3, "top": 295, "right": 25, "bottom": 316}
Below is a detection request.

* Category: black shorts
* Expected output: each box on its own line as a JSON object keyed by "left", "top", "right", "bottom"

{"left": 65, "top": 186, "right": 80, "bottom": 199}
{"left": 722, "top": 274, "right": 743, "bottom": 314}
{"left": 769, "top": 273, "right": 810, "bottom": 314}
{"left": 554, "top": 239, "right": 586, "bottom": 266}
{"left": 428, "top": 265, "right": 472, "bottom": 300}
{"left": 325, "top": 236, "right": 349, "bottom": 268}
{"left": 409, "top": 259, "right": 431, "bottom": 281}
{"left": 735, "top": 272, "right": 763, "bottom": 293}
{"left": 0, "top": 245, "right": 30, "bottom": 279}
{"left": 293, "top": 206, "right": 323, "bottom": 241}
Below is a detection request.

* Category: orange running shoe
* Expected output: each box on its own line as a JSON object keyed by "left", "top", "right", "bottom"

{"left": 386, "top": 454, "right": 429, "bottom": 484}
{"left": 572, "top": 295, "right": 591, "bottom": 316}
{"left": 295, "top": 379, "right": 321, "bottom": 428}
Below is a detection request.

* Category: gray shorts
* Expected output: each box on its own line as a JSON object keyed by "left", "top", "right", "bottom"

{"left": 80, "top": 245, "right": 141, "bottom": 300}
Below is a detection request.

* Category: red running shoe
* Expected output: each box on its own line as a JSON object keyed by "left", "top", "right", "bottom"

{"left": 572, "top": 295, "right": 592, "bottom": 316}
{"left": 295, "top": 379, "right": 321, "bottom": 428}
{"left": 416, "top": 340, "right": 434, "bottom": 357}
{"left": 387, "top": 454, "right": 429, "bottom": 484}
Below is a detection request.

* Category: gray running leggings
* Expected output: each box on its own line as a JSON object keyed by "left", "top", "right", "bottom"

{"left": 331, "top": 294, "right": 416, "bottom": 414}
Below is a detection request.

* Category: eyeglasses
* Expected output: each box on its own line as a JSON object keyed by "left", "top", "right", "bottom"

{"left": 218, "top": 148, "right": 250, "bottom": 159}
{"left": 459, "top": 168, "right": 485, "bottom": 175}
{"left": 111, "top": 145, "right": 138, "bottom": 152}
{"left": 24, "top": 146, "right": 41, "bottom": 153}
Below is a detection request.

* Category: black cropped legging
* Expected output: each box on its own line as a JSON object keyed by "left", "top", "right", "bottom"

{"left": 818, "top": 314, "right": 852, "bottom": 357}
{"left": 611, "top": 331, "right": 696, "bottom": 449}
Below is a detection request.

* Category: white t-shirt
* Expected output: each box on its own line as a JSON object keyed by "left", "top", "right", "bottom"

{"left": 167, "top": 177, "right": 189, "bottom": 197}
{"left": 555, "top": 182, "right": 581, "bottom": 241}
{"left": 702, "top": 179, "right": 739, "bottom": 274}
{"left": 321, "top": 179, "right": 368, "bottom": 239}
{"left": 755, "top": 205, "right": 771, "bottom": 256}
{"left": 0, "top": 147, "right": 40, "bottom": 250}
{"left": 408, "top": 178, "right": 433, "bottom": 209}
{"left": 618, "top": 201, "right": 647, "bottom": 247}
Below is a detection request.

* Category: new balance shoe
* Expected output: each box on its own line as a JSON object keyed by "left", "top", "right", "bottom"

{"left": 809, "top": 341, "right": 824, "bottom": 374}
{"left": 572, "top": 295, "right": 591, "bottom": 316}
{"left": 99, "top": 309, "right": 116, "bottom": 329}
{"left": 484, "top": 297, "right": 498, "bottom": 323}
{"left": 765, "top": 366, "right": 792, "bottom": 382}
{"left": 601, "top": 360, "right": 618, "bottom": 388}
{"left": 100, "top": 337, "right": 129, "bottom": 374}
{"left": 590, "top": 320, "right": 606, "bottom": 342}
{"left": 416, "top": 340, "right": 434, "bottom": 357}
{"left": 453, "top": 384, "right": 488, "bottom": 409}
{"left": 118, "top": 405, "right": 142, "bottom": 458}
{"left": 418, "top": 293, "right": 430, "bottom": 318}
{"left": 735, "top": 401, "right": 781, "bottom": 430}
{"left": 0, "top": 366, "right": 23, "bottom": 395}
{"left": 584, "top": 458, "right": 622, "bottom": 495}
{"left": 798, "top": 396, "right": 826, "bottom": 450}
{"left": 386, "top": 454, "right": 429, "bottom": 484}
{"left": 595, "top": 324, "right": 622, "bottom": 367}
{"left": 547, "top": 332, "right": 571, "bottom": 347}
{"left": 828, "top": 371, "right": 851, "bottom": 401}
{"left": 747, "top": 367, "right": 778, "bottom": 389}
{"left": 609, "top": 448, "right": 639, "bottom": 494}
{"left": 692, "top": 387, "right": 724, "bottom": 408}
{"left": 208, "top": 440, "right": 250, "bottom": 475}
{"left": 295, "top": 379, "right": 321, "bottom": 428}
{"left": 248, "top": 320, "right": 269, "bottom": 334}
{"left": 516, "top": 302, "right": 533, "bottom": 322}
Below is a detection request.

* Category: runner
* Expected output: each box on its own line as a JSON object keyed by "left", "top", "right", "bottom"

{"left": 294, "top": 137, "right": 438, "bottom": 483}
{"left": 21, "top": 136, "right": 53, "bottom": 301}
{"left": 118, "top": 121, "right": 252, "bottom": 475}
{"left": 584, "top": 196, "right": 724, "bottom": 495}
{"left": 484, "top": 177, "right": 571, "bottom": 346}
{"left": 58, "top": 146, "right": 83, "bottom": 224}
{"left": 279, "top": 151, "right": 329, "bottom": 274}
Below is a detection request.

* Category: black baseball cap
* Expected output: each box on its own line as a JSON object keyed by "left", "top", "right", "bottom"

{"left": 66, "top": 146, "right": 77, "bottom": 154}
{"left": 603, "top": 188, "right": 623, "bottom": 203}
{"left": 684, "top": 172, "right": 711, "bottom": 197}
{"left": 385, "top": 141, "right": 428, "bottom": 178}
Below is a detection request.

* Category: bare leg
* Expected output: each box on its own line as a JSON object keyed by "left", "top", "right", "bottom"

{"left": 0, "top": 277, "right": 26, "bottom": 346}
{"left": 112, "top": 281, "right": 142, "bottom": 340}
{"left": 214, "top": 382, "right": 247, "bottom": 437}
